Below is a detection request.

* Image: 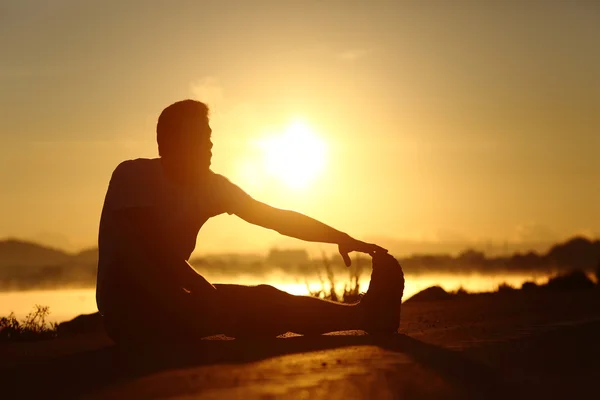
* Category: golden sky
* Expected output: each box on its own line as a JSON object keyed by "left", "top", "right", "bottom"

{"left": 1, "top": 0, "right": 599, "bottom": 253}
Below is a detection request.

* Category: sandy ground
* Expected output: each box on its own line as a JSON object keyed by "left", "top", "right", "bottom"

{"left": 1, "top": 290, "right": 599, "bottom": 399}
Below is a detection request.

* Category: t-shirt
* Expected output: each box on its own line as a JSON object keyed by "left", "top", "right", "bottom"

{"left": 96, "top": 158, "right": 251, "bottom": 314}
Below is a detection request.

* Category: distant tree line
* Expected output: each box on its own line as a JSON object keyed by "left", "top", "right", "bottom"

{"left": 0, "top": 236, "right": 598, "bottom": 291}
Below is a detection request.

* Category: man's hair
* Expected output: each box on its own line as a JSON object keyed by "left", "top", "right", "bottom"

{"left": 156, "top": 100, "right": 209, "bottom": 156}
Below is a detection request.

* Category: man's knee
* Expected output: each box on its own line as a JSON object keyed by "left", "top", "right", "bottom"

{"left": 212, "top": 284, "right": 290, "bottom": 306}
{"left": 253, "top": 284, "right": 288, "bottom": 301}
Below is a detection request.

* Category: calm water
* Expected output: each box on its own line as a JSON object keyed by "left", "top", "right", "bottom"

{"left": 0, "top": 272, "right": 552, "bottom": 323}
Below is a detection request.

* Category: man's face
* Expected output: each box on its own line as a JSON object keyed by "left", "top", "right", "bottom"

{"left": 175, "top": 115, "right": 213, "bottom": 172}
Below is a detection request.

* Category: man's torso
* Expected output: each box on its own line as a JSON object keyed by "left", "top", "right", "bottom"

{"left": 96, "top": 158, "right": 248, "bottom": 314}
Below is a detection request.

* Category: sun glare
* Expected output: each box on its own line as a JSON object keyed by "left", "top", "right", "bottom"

{"left": 257, "top": 121, "right": 327, "bottom": 190}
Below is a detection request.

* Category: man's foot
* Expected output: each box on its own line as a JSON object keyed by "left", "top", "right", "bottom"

{"left": 358, "top": 251, "right": 405, "bottom": 334}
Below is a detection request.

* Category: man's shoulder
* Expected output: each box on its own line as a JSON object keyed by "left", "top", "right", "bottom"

{"left": 208, "top": 170, "right": 231, "bottom": 184}
{"left": 206, "top": 171, "right": 253, "bottom": 213}
{"left": 105, "top": 158, "right": 162, "bottom": 209}
{"left": 114, "top": 158, "right": 160, "bottom": 172}
{"left": 207, "top": 171, "right": 243, "bottom": 193}
{"left": 112, "top": 158, "right": 161, "bottom": 180}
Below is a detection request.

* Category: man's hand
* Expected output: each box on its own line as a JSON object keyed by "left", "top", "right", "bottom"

{"left": 338, "top": 236, "right": 388, "bottom": 267}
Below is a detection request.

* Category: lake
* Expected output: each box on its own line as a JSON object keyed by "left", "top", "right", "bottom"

{"left": 0, "top": 272, "right": 552, "bottom": 323}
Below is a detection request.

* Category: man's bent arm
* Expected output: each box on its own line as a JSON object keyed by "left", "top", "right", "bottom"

{"left": 116, "top": 207, "right": 215, "bottom": 295}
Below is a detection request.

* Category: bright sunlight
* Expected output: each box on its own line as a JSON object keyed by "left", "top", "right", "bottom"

{"left": 256, "top": 121, "right": 327, "bottom": 190}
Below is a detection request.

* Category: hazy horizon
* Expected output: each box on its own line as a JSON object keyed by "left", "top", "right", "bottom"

{"left": 2, "top": 0, "right": 599, "bottom": 254}
{"left": 1, "top": 233, "right": 598, "bottom": 261}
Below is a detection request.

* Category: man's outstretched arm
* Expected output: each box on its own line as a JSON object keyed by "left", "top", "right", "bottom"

{"left": 234, "top": 198, "right": 387, "bottom": 266}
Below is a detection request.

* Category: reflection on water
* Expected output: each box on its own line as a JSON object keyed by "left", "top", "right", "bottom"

{"left": 0, "top": 272, "right": 552, "bottom": 323}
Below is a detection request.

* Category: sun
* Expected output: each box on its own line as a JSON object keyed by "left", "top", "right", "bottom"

{"left": 257, "top": 121, "right": 327, "bottom": 190}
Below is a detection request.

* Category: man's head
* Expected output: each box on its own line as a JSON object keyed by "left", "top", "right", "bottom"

{"left": 157, "top": 100, "right": 213, "bottom": 175}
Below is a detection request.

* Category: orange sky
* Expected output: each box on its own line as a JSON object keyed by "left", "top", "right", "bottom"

{"left": 1, "top": 0, "right": 599, "bottom": 254}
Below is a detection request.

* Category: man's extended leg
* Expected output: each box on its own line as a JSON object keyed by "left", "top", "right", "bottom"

{"left": 187, "top": 253, "right": 404, "bottom": 338}
{"left": 207, "top": 284, "right": 364, "bottom": 337}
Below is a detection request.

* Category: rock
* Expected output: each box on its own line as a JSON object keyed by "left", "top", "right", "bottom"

{"left": 57, "top": 312, "right": 104, "bottom": 336}
{"left": 406, "top": 286, "right": 452, "bottom": 302}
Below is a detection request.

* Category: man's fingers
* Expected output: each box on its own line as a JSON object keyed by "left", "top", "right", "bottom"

{"left": 357, "top": 241, "right": 388, "bottom": 255}
{"left": 339, "top": 239, "right": 388, "bottom": 265}
{"left": 367, "top": 243, "right": 388, "bottom": 254}
{"left": 376, "top": 245, "right": 389, "bottom": 253}
{"left": 340, "top": 250, "right": 352, "bottom": 267}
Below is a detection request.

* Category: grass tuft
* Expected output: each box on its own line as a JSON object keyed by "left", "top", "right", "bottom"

{"left": 0, "top": 305, "right": 58, "bottom": 342}
{"left": 306, "top": 253, "right": 364, "bottom": 303}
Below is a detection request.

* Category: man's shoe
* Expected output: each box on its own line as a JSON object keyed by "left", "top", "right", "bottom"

{"left": 359, "top": 251, "right": 405, "bottom": 334}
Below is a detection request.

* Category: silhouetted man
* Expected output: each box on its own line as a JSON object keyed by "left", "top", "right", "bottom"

{"left": 96, "top": 100, "right": 404, "bottom": 343}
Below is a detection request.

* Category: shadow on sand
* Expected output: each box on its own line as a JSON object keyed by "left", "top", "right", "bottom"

{"left": 1, "top": 333, "right": 515, "bottom": 399}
